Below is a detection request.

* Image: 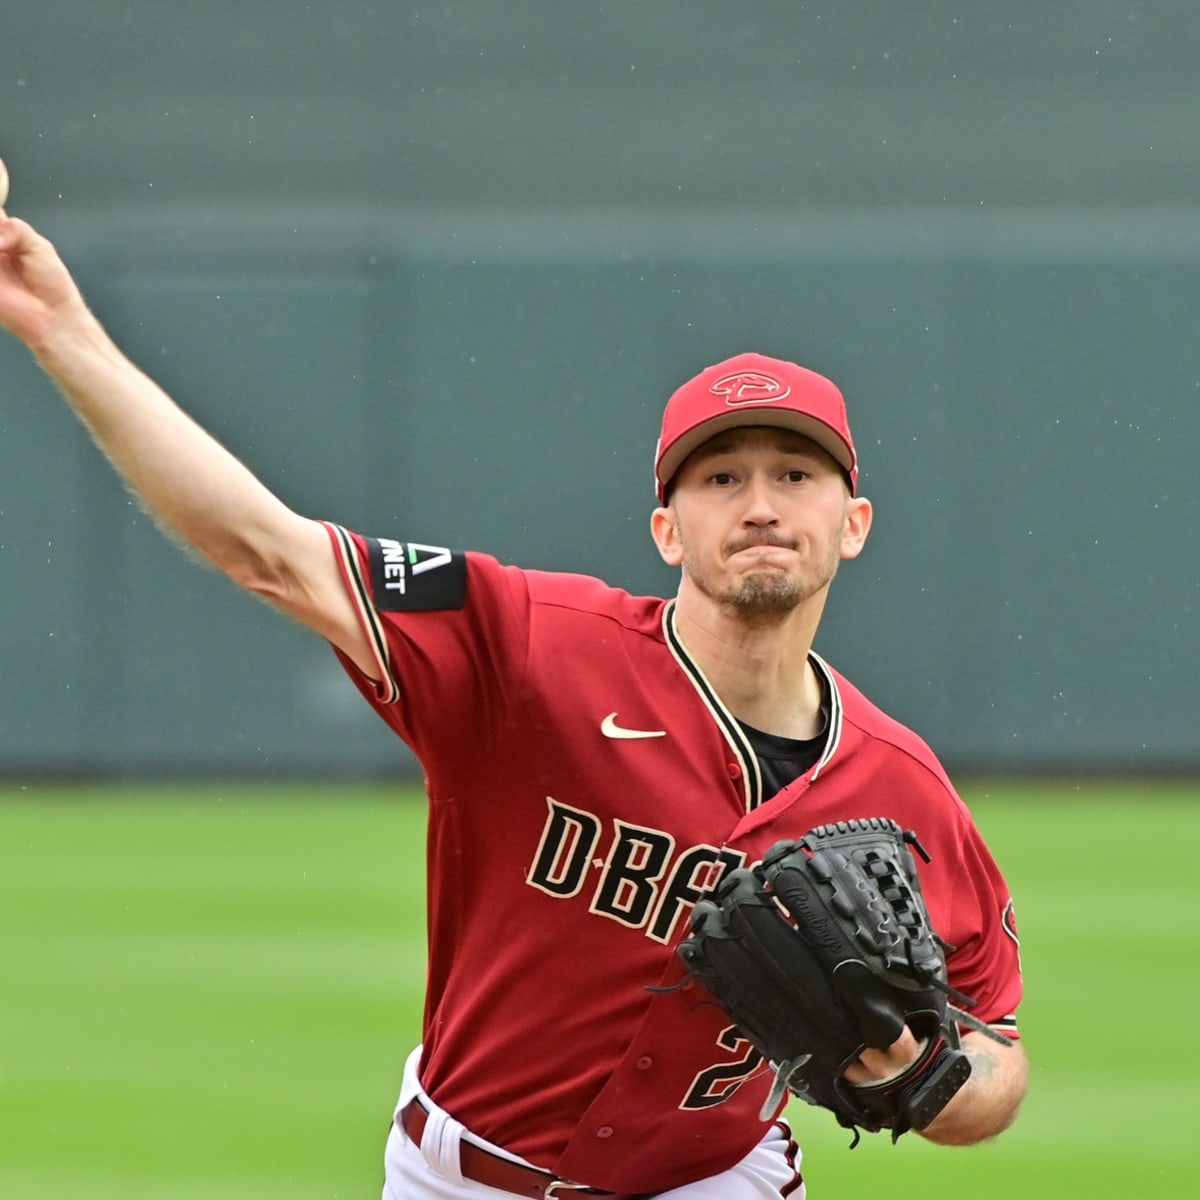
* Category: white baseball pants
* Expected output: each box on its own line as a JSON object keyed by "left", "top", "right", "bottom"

{"left": 381, "top": 1047, "right": 805, "bottom": 1200}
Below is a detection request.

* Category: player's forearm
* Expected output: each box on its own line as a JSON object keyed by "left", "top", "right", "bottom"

{"left": 918, "top": 1033, "right": 1028, "bottom": 1146}
{"left": 33, "top": 304, "right": 305, "bottom": 590}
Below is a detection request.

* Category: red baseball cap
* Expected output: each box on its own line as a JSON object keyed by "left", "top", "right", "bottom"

{"left": 653, "top": 351, "right": 858, "bottom": 503}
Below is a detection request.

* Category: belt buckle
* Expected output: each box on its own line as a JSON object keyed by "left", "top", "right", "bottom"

{"left": 545, "top": 1182, "right": 597, "bottom": 1198}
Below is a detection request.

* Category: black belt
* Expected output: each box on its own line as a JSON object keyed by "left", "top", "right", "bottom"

{"left": 399, "top": 1098, "right": 645, "bottom": 1199}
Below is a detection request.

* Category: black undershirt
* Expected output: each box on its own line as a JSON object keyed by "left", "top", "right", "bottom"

{"left": 736, "top": 687, "right": 832, "bottom": 796}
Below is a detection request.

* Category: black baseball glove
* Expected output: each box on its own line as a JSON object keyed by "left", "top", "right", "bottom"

{"left": 678, "top": 817, "right": 1001, "bottom": 1142}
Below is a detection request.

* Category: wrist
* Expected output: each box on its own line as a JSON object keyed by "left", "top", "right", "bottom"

{"left": 846, "top": 1034, "right": 972, "bottom": 1139}
{"left": 33, "top": 300, "right": 109, "bottom": 367}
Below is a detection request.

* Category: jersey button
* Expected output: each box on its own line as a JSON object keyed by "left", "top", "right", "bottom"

{"left": 636, "top": 1056, "right": 653, "bottom": 1070}
{"left": 596, "top": 1125, "right": 614, "bottom": 1139}
{"left": 727, "top": 761, "right": 742, "bottom": 780}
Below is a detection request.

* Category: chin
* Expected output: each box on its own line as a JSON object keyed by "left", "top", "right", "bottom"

{"left": 725, "top": 576, "right": 804, "bottom": 619}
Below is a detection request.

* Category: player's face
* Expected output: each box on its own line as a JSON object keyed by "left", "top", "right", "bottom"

{"left": 651, "top": 427, "right": 872, "bottom": 624}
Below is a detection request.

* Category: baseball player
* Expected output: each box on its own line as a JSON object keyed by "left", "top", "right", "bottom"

{"left": 0, "top": 207, "right": 1027, "bottom": 1199}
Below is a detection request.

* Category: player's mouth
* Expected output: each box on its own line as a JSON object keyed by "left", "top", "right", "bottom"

{"left": 724, "top": 534, "right": 798, "bottom": 561}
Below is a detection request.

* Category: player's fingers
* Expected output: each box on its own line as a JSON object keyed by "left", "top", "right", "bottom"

{"left": 843, "top": 1029, "right": 925, "bottom": 1085}
{"left": 0, "top": 218, "right": 83, "bottom": 300}
{"left": 0, "top": 216, "right": 50, "bottom": 273}
{"left": 0, "top": 218, "right": 87, "bottom": 347}
{"left": 0, "top": 215, "right": 54, "bottom": 259}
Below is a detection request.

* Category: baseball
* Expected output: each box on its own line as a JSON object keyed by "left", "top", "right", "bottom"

{"left": 0, "top": 158, "right": 8, "bottom": 208}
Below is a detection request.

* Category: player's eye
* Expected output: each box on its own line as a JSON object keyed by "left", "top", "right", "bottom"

{"left": 709, "top": 471, "right": 737, "bottom": 486}
{"left": 784, "top": 469, "right": 811, "bottom": 483}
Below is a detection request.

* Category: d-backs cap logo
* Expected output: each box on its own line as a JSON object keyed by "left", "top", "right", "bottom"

{"left": 367, "top": 537, "right": 467, "bottom": 612}
{"left": 709, "top": 371, "right": 791, "bottom": 406}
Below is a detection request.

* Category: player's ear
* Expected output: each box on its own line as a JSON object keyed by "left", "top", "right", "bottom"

{"left": 839, "top": 495, "right": 873, "bottom": 560}
{"left": 651, "top": 504, "right": 684, "bottom": 567}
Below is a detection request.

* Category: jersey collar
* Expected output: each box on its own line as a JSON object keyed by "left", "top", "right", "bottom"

{"left": 661, "top": 600, "right": 843, "bottom": 812}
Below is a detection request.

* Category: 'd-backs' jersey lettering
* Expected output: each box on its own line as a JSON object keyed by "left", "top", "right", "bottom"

{"left": 526, "top": 797, "right": 746, "bottom": 944}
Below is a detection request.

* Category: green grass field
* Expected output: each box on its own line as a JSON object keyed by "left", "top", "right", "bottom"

{"left": 2, "top": 779, "right": 1197, "bottom": 1198}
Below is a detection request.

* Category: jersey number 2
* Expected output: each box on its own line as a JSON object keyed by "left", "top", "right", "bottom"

{"left": 681, "top": 1025, "right": 766, "bottom": 1110}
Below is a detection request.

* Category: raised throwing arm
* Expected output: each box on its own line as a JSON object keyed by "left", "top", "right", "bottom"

{"left": 0, "top": 208, "right": 376, "bottom": 677}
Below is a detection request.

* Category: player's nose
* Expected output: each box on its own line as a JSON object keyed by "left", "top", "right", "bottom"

{"left": 738, "top": 473, "right": 782, "bottom": 526}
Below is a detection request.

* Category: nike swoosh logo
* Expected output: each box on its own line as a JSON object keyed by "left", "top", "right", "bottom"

{"left": 600, "top": 713, "right": 667, "bottom": 740}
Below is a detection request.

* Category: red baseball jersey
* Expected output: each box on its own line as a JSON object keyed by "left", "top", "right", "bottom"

{"left": 322, "top": 523, "right": 1023, "bottom": 1196}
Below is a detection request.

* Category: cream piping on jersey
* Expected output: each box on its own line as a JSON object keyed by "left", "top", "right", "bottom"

{"left": 662, "top": 601, "right": 844, "bottom": 811}
{"left": 326, "top": 522, "right": 400, "bottom": 704}
{"left": 662, "top": 600, "right": 761, "bottom": 812}
{"left": 806, "top": 651, "right": 843, "bottom": 782}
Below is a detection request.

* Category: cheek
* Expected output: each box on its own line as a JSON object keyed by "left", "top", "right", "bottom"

{"left": 671, "top": 522, "right": 708, "bottom": 572}
{"left": 669, "top": 506, "right": 731, "bottom": 572}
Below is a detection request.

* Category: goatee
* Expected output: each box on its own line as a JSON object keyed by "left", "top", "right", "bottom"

{"left": 719, "top": 572, "right": 805, "bottom": 626}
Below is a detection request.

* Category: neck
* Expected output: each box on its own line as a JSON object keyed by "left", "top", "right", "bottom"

{"left": 671, "top": 583, "right": 827, "bottom": 739}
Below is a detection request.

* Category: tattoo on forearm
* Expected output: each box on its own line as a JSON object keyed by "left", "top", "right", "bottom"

{"left": 965, "top": 1045, "right": 1000, "bottom": 1082}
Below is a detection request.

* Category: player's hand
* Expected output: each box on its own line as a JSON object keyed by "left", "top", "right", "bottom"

{"left": 0, "top": 214, "right": 90, "bottom": 351}
{"left": 841, "top": 1026, "right": 925, "bottom": 1086}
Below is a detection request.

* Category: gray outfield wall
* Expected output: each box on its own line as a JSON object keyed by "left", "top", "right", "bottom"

{"left": 1, "top": 210, "right": 1196, "bottom": 777}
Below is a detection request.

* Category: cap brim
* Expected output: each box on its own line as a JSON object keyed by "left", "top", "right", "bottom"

{"left": 656, "top": 409, "right": 856, "bottom": 496}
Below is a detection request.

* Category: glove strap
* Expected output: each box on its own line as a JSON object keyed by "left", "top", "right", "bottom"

{"left": 846, "top": 1034, "right": 972, "bottom": 1140}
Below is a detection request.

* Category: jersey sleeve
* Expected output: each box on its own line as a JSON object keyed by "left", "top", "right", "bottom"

{"left": 320, "top": 522, "right": 531, "bottom": 786}
{"left": 941, "top": 810, "right": 1024, "bottom": 1040}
